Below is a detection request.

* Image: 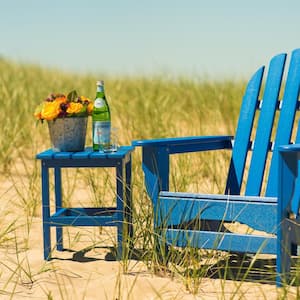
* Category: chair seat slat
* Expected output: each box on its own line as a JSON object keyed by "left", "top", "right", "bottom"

{"left": 164, "top": 229, "right": 277, "bottom": 254}
{"left": 159, "top": 193, "right": 277, "bottom": 233}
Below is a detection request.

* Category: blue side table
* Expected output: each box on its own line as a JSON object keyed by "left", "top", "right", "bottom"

{"left": 36, "top": 146, "right": 135, "bottom": 260}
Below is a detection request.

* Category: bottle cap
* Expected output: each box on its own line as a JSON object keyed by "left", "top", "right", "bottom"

{"left": 96, "top": 80, "right": 104, "bottom": 86}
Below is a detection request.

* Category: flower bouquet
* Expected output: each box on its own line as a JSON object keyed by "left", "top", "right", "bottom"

{"left": 35, "top": 90, "right": 93, "bottom": 152}
{"left": 34, "top": 90, "right": 93, "bottom": 121}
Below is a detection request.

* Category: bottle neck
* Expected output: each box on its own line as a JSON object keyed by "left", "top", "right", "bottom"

{"left": 96, "top": 85, "right": 105, "bottom": 98}
{"left": 97, "top": 85, "right": 104, "bottom": 93}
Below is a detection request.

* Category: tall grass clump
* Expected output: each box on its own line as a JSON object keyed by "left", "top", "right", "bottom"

{"left": 0, "top": 57, "right": 299, "bottom": 298}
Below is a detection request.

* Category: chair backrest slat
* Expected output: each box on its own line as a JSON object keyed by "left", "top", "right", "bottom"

{"left": 245, "top": 54, "right": 286, "bottom": 196}
{"left": 266, "top": 49, "right": 300, "bottom": 196}
{"left": 225, "top": 67, "right": 264, "bottom": 195}
{"left": 226, "top": 49, "right": 300, "bottom": 197}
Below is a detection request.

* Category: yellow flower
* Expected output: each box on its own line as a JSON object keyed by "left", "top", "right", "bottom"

{"left": 66, "top": 102, "right": 83, "bottom": 114}
{"left": 80, "top": 96, "right": 89, "bottom": 101}
{"left": 41, "top": 102, "right": 61, "bottom": 121}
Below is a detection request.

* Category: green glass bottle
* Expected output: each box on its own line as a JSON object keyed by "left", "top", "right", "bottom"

{"left": 92, "top": 80, "right": 111, "bottom": 151}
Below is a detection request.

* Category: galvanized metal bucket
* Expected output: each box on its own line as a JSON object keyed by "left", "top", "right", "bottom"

{"left": 47, "top": 117, "right": 88, "bottom": 152}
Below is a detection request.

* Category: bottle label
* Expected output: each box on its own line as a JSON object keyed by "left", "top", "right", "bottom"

{"left": 94, "top": 98, "right": 105, "bottom": 108}
{"left": 93, "top": 121, "right": 111, "bottom": 145}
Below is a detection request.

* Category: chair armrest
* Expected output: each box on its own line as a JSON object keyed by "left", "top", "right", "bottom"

{"left": 278, "top": 144, "right": 300, "bottom": 219}
{"left": 279, "top": 144, "right": 300, "bottom": 153}
{"left": 132, "top": 135, "right": 233, "bottom": 154}
{"left": 132, "top": 135, "right": 233, "bottom": 206}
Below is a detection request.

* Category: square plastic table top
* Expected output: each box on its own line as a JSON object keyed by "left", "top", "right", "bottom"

{"left": 36, "top": 146, "right": 135, "bottom": 160}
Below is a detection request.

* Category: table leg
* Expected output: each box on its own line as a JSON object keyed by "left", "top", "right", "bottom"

{"left": 116, "top": 161, "right": 124, "bottom": 259}
{"left": 41, "top": 161, "right": 51, "bottom": 260}
{"left": 54, "top": 167, "right": 63, "bottom": 251}
{"left": 125, "top": 155, "right": 133, "bottom": 240}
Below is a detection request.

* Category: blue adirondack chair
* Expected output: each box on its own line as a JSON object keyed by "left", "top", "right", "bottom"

{"left": 133, "top": 49, "right": 300, "bottom": 286}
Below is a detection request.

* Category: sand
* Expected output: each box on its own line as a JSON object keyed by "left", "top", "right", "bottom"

{"left": 0, "top": 172, "right": 298, "bottom": 300}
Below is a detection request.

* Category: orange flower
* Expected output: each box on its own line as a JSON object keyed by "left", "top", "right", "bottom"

{"left": 34, "top": 111, "right": 42, "bottom": 119}
{"left": 34, "top": 104, "right": 43, "bottom": 120}
{"left": 54, "top": 95, "right": 67, "bottom": 105}
{"left": 34, "top": 90, "right": 92, "bottom": 122}
{"left": 87, "top": 102, "right": 94, "bottom": 114}
{"left": 41, "top": 101, "right": 61, "bottom": 121}
{"left": 66, "top": 102, "right": 83, "bottom": 114}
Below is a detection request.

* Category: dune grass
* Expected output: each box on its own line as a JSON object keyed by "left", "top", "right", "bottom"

{"left": 0, "top": 57, "right": 299, "bottom": 299}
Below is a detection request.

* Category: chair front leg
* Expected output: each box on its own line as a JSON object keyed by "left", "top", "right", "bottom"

{"left": 141, "top": 146, "right": 170, "bottom": 208}
{"left": 277, "top": 149, "right": 299, "bottom": 286}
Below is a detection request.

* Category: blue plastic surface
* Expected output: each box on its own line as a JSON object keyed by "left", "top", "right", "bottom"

{"left": 37, "top": 146, "right": 134, "bottom": 260}
{"left": 133, "top": 49, "right": 300, "bottom": 286}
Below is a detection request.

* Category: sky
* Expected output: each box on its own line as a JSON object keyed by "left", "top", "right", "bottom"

{"left": 1, "top": 0, "right": 300, "bottom": 79}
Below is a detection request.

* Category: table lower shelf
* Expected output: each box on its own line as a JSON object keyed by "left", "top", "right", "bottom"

{"left": 47, "top": 207, "right": 123, "bottom": 227}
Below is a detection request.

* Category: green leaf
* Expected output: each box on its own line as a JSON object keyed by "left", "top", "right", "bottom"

{"left": 67, "top": 90, "right": 78, "bottom": 102}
